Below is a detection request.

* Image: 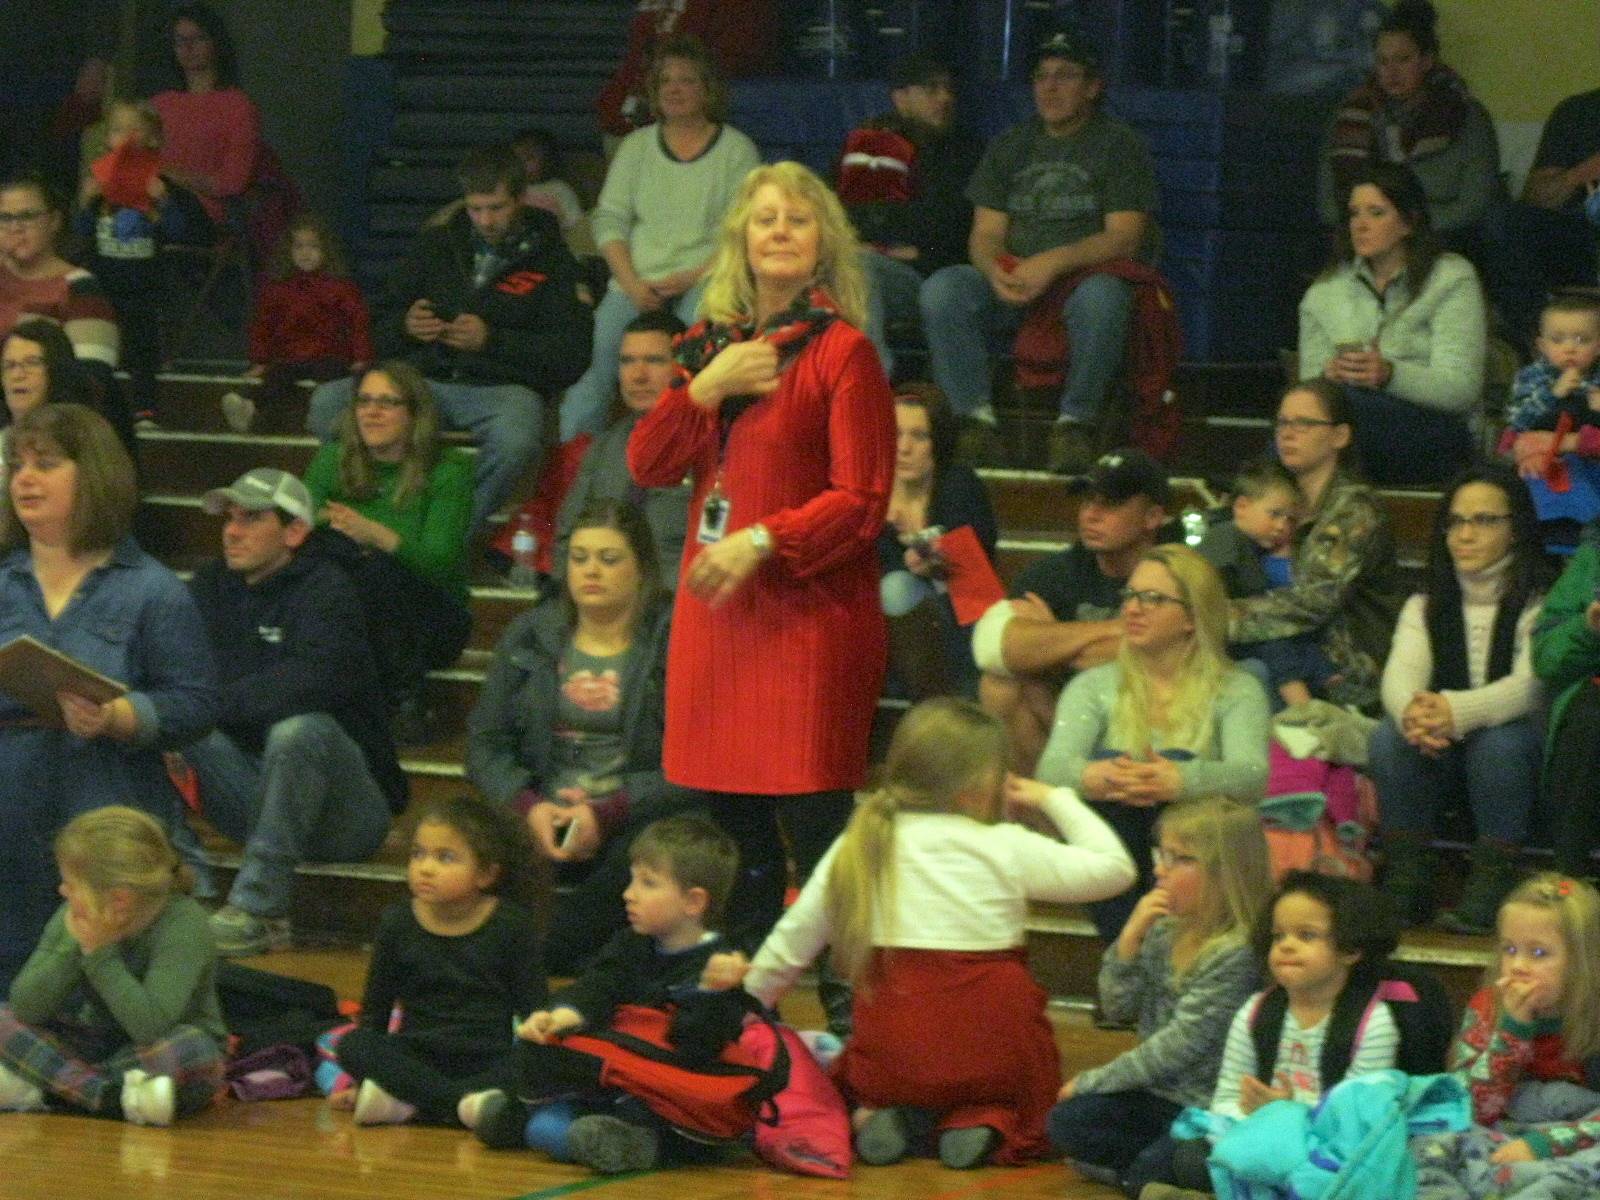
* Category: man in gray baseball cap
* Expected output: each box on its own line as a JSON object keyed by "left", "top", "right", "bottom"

{"left": 181, "top": 469, "right": 407, "bottom": 955}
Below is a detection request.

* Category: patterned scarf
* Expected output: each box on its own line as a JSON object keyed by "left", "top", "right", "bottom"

{"left": 672, "top": 286, "right": 839, "bottom": 425}
{"left": 1329, "top": 63, "right": 1471, "bottom": 200}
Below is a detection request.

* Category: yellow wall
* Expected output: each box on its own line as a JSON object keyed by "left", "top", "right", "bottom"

{"left": 1435, "top": 0, "right": 1599, "bottom": 123}
{"left": 351, "top": 0, "right": 385, "bottom": 55}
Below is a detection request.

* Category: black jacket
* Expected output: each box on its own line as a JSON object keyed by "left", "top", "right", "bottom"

{"left": 186, "top": 549, "right": 408, "bottom": 810}
{"left": 466, "top": 590, "right": 687, "bottom": 821}
{"left": 845, "top": 115, "right": 984, "bottom": 277}
{"left": 374, "top": 205, "right": 593, "bottom": 394}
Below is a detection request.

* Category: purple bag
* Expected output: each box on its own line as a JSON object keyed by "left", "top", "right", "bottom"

{"left": 225, "top": 1043, "right": 313, "bottom": 1101}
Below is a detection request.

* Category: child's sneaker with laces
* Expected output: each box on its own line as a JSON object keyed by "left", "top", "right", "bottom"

{"left": 566, "top": 1114, "right": 660, "bottom": 1173}
{"left": 120, "top": 1069, "right": 175, "bottom": 1126}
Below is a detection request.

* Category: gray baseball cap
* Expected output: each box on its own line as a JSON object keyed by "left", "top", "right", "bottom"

{"left": 202, "top": 468, "right": 314, "bottom": 525}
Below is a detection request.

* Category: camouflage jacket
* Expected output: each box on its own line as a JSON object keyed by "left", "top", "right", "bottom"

{"left": 1230, "top": 471, "right": 1405, "bottom": 709}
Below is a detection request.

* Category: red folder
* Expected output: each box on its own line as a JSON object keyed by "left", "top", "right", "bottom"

{"left": 938, "top": 525, "right": 1005, "bottom": 625}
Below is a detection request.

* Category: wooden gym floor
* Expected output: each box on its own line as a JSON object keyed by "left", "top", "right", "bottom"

{"left": 0, "top": 949, "right": 1133, "bottom": 1200}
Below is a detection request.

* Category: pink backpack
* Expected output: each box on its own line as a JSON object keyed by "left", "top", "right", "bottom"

{"left": 740, "top": 1020, "right": 852, "bottom": 1178}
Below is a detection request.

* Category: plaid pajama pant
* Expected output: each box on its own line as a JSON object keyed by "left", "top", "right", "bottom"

{"left": 0, "top": 1005, "right": 224, "bottom": 1116}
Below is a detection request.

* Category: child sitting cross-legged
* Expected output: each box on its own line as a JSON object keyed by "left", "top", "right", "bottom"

{"left": 0, "top": 806, "right": 226, "bottom": 1126}
{"left": 474, "top": 814, "right": 752, "bottom": 1174}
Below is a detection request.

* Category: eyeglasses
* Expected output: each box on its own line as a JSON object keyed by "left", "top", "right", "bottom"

{"left": 1119, "top": 588, "right": 1189, "bottom": 611}
{"left": 0, "top": 210, "right": 47, "bottom": 228}
{"left": 1444, "top": 513, "right": 1512, "bottom": 532}
{"left": 1, "top": 355, "right": 45, "bottom": 372}
{"left": 1152, "top": 848, "right": 1198, "bottom": 871}
{"left": 1033, "top": 66, "right": 1088, "bottom": 84}
{"left": 1274, "top": 417, "right": 1338, "bottom": 432}
{"left": 354, "top": 394, "right": 406, "bottom": 410}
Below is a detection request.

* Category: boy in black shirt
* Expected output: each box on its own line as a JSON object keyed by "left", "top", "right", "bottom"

{"left": 476, "top": 815, "right": 747, "bottom": 1172}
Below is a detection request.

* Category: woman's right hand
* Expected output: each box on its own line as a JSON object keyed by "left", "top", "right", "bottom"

{"left": 687, "top": 339, "right": 780, "bottom": 411}
{"left": 1117, "top": 886, "right": 1171, "bottom": 959}
{"left": 622, "top": 277, "right": 664, "bottom": 312}
{"left": 527, "top": 800, "right": 599, "bottom": 862}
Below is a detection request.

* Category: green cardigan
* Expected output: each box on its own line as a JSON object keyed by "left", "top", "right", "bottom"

{"left": 1531, "top": 541, "right": 1600, "bottom": 763}
{"left": 303, "top": 443, "right": 473, "bottom": 602}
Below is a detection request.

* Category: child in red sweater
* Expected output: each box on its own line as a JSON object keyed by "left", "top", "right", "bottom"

{"left": 228, "top": 213, "right": 370, "bottom": 431}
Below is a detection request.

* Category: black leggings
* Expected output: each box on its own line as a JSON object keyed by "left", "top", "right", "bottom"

{"left": 705, "top": 791, "right": 856, "bottom": 953}
{"left": 338, "top": 1027, "right": 516, "bottom": 1124}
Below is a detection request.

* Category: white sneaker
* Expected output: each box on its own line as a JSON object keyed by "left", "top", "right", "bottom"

{"left": 456, "top": 1088, "right": 496, "bottom": 1130}
{"left": 220, "top": 391, "right": 257, "bottom": 433}
{"left": 969, "top": 402, "right": 999, "bottom": 426}
{"left": 121, "top": 1069, "right": 175, "bottom": 1126}
{"left": 0, "top": 1062, "right": 44, "bottom": 1111}
{"left": 353, "top": 1078, "right": 417, "bottom": 1126}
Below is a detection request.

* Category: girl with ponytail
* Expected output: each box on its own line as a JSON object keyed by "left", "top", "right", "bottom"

{"left": 740, "top": 697, "right": 1136, "bottom": 1170}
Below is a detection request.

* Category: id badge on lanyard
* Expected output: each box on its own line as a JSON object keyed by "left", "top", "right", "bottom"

{"left": 697, "top": 475, "right": 730, "bottom": 544}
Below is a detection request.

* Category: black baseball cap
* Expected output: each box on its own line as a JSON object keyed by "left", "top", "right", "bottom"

{"left": 1064, "top": 449, "right": 1171, "bottom": 507}
{"left": 1029, "top": 28, "right": 1102, "bottom": 76}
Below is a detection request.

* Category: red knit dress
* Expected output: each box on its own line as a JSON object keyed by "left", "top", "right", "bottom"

{"left": 628, "top": 320, "right": 893, "bottom": 794}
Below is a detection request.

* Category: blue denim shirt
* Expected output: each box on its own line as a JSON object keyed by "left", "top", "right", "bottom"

{"left": 0, "top": 535, "right": 218, "bottom": 820}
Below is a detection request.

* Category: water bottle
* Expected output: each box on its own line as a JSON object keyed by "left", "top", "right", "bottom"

{"left": 507, "top": 512, "right": 540, "bottom": 591}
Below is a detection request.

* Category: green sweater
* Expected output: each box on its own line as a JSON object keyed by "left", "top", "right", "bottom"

{"left": 1531, "top": 541, "right": 1600, "bottom": 767}
{"left": 303, "top": 444, "right": 473, "bottom": 602}
{"left": 9, "top": 896, "right": 226, "bottom": 1048}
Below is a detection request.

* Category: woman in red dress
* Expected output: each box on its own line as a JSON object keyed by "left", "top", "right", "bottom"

{"left": 628, "top": 161, "right": 894, "bottom": 999}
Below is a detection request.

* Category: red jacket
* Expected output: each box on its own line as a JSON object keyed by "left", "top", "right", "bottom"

{"left": 249, "top": 271, "right": 372, "bottom": 368}
{"left": 1012, "top": 259, "right": 1184, "bottom": 462}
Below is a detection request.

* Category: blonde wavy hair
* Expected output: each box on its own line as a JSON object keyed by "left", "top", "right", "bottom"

{"left": 1487, "top": 874, "right": 1600, "bottom": 1061}
{"left": 1157, "top": 797, "right": 1273, "bottom": 979}
{"left": 699, "top": 161, "right": 868, "bottom": 330}
{"left": 825, "top": 698, "right": 1009, "bottom": 985}
{"left": 55, "top": 806, "right": 190, "bottom": 919}
{"left": 1109, "top": 544, "right": 1232, "bottom": 758}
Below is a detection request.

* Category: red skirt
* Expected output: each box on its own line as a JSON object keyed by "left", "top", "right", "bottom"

{"left": 833, "top": 947, "right": 1060, "bottom": 1165}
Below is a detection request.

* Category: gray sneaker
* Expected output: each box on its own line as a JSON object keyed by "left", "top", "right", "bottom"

{"left": 220, "top": 390, "right": 257, "bottom": 433}
{"left": 566, "top": 1114, "right": 660, "bottom": 1174}
{"left": 208, "top": 904, "right": 292, "bottom": 956}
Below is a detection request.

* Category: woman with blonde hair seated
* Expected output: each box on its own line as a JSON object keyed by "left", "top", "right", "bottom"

{"left": 1035, "top": 544, "right": 1271, "bottom": 939}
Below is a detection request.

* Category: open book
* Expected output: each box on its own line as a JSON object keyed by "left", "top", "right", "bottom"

{"left": 0, "top": 635, "right": 128, "bottom": 727}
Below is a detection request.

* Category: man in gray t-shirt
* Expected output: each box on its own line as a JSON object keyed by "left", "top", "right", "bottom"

{"left": 920, "top": 29, "right": 1158, "bottom": 473}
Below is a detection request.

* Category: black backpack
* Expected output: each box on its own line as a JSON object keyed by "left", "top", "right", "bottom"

{"left": 1249, "top": 960, "right": 1455, "bottom": 1089}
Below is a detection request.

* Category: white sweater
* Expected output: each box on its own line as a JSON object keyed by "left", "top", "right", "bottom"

{"left": 743, "top": 787, "right": 1136, "bottom": 1008}
{"left": 1379, "top": 557, "right": 1543, "bottom": 735}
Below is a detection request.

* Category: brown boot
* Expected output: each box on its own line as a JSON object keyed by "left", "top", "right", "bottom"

{"left": 886, "top": 597, "right": 954, "bottom": 701}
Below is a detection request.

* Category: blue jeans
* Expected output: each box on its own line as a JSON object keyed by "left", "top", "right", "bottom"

{"left": 184, "top": 715, "right": 392, "bottom": 917}
{"left": 919, "top": 264, "right": 1133, "bottom": 421}
{"left": 1048, "top": 1088, "right": 1184, "bottom": 1195}
{"left": 1340, "top": 385, "right": 1474, "bottom": 487}
{"left": 1367, "top": 715, "right": 1542, "bottom": 844}
{"left": 558, "top": 279, "right": 706, "bottom": 442}
{"left": 308, "top": 376, "right": 543, "bottom": 533}
{"left": 861, "top": 250, "right": 927, "bottom": 380}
